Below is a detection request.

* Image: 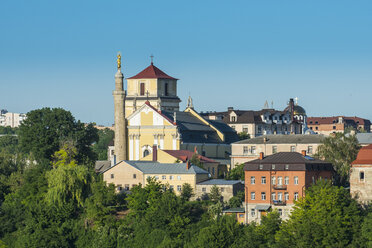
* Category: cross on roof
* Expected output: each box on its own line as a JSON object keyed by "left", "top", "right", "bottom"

{"left": 150, "top": 54, "right": 154, "bottom": 65}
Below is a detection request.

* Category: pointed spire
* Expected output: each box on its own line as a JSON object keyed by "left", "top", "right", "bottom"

{"left": 264, "top": 100, "right": 269, "bottom": 109}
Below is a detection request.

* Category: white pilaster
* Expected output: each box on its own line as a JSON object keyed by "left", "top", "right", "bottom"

{"left": 129, "top": 135, "right": 134, "bottom": 160}
{"left": 135, "top": 135, "right": 140, "bottom": 160}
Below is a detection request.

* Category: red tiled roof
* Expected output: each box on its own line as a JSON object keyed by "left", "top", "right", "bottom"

{"left": 307, "top": 116, "right": 369, "bottom": 125}
{"left": 127, "top": 63, "right": 177, "bottom": 80}
{"left": 163, "top": 150, "right": 218, "bottom": 163}
{"left": 352, "top": 144, "right": 372, "bottom": 165}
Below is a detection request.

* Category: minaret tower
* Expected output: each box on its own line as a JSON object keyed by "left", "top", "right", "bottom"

{"left": 113, "top": 52, "right": 127, "bottom": 162}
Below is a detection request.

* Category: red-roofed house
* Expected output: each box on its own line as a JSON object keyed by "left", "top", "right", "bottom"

{"left": 350, "top": 145, "right": 372, "bottom": 204}
{"left": 125, "top": 62, "right": 181, "bottom": 117}
{"left": 141, "top": 146, "right": 221, "bottom": 178}
{"left": 307, "top": 116, "right": 371, "bottom": 136}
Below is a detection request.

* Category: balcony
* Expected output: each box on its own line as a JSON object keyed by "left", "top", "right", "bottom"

{"left": 273, "top": 185, "right": 287, "bottom": 190}
{"left": 273, "top": 200, "right": 286, "bottom": 206}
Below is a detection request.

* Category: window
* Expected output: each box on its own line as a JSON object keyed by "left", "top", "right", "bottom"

{"left": 133, "top": 174, "right": 136, "bottom": 179}
{"left": 177, "top": 176, "right": 181, "bottom": 180}
{"left": 284, "top": 176, "right": 289, "bottom": 185}
{"left": 117, "top": 184, "right": 122, "bottom": 191}
{"left": 155, "top": 176, "right": 159, "bottom": 180}
{"left": 231, "top": 116, "right": 236, "bottom": 122}
{"left": 294, "top": 192, "right": 299, "bottom": 201}
{"left": 261, "top": 176, "right": 266, "bottom": 184}
{"left": 239, "top": 214, "right": 244, "bottom": 218}
{"left": 261, "top": 192, "right": 266, "bottom": 200}
{"left": 272, "top": 146, "right": 277, "bottom": 154}
{"left": 202, "top": 187, "right": 206, "bottom": 192}
{"left": 111, "top": 150, "right": 114, "bottom": 155}
{"left": 315, "top": 126, "right": 318, "bottom": 130}
{"left": 307, "top": 146, "right": 313, "bottom": 154}
{"left": 162, "top": 175, "right": 166, "bottom": 180}
{"left": 290, "top": 146, "right": 296, "bottom": 152}
{"left": 251, "top": 146, "right": 256, "bottom": 154}
{"left": 278, "top": 209, "right": 283, "bottom": 216}
{"left": 360, "top": 171, "right": 365, "bottom": 181}
{"left": 140, "top": 82, "right": 145, "bottom": 96}
{"left": 285, "top": 192, "right": 289, "bottom": 201}
{"left": 243, "top": 146, "right": 248, "bottom": 155}
{"left": 169, "top": 175, "right": 174, "bottom": 180}
{"left": 125, "top": 184, "right": 129, "bottom": 190}
{"left": 164, "top": 83, "right": 169, "bottom": 96}
{"left": 294, "top": 176, "right": 299, "bottom": 185}
{"left": 285, "top": 164, "right": 289, "bottom": 170}
{"left": 277, "top": 176, "right": 282, "bottom": 185}
{"left": 143, "top": 149, "right": 150, "bottom": 157}
{"left": 251, "top": 176, "right": 255, "bottom": 185}
{"left": 251, "top": 192, "right": 255, "bottom": 200}
{"left": 231, "top": 125, "right": 235, "bottom": 130}
{"left": 259, "top": 164, "right": 263, "bottom": 170}
{"left": 212, "top": 167, "right": 215, "bottom": 175}
{"left": 271, "top": 176, "right": 276, "bottom": 185}
{"left": 110, "top": 174, "right": 114, "bottom": 179}
{"left": 272, "top": 164, "right": 276, "bottom": 170}
{"left": 132, "top": 184, "right": 137, "bottom": 187}
{"left": 333, "top": 126, "right": 336, "bottom": 130}
{"left": 220, "top": 187, "right": 224, "bottom": 192}
{"left": 278, "top": 192, "right": 283, "bottom": 201}
{"left": 251, "top": 209, "right": 255, "bottom": 217}
{"left": 243, "top": 126, "right": 248, "bottom": 133}
{"left": 177, "top": 185, "right": 182, "bottom": 191}
{"left": 312, "top": 176, "right": 315, "bottom": 183}
{"left": 170, "top": 185, "right": 174, "bottom": 190}
{"left": 271, "top": 192, "right": 276, "bottom": 200}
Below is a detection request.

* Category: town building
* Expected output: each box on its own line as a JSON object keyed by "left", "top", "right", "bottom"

{"left": 231, "top": 134, "right": 324, "bottom": 166}
{"left": 195, "top": 179, "right": 244, "bottom": 201}
{"left": 222, "top": 208, "right": 246, "bottom": 224}
{"left": 201, "top": 98, "right": 309, "bottom": 138}
{"left": 356, "top": 133, "right": 372, "bottom": 146}
{"left": 140, "top": 147, "right": 221, "bottom": 178}
{"left": 350, "top": 144, "right": 372, "bottom": 204}
{"left": 244, "top": 151, "right": 333, "bottom": 223}
{"left": 0, "top": 110, "right": 27, "bottom": 128}
{"left": 101, "top": 160, "right": 209, "bottom": 194}
{"left": 307, "top": 116, "right": 371, "bottom": 136}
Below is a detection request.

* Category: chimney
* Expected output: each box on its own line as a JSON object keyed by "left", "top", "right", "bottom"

{"left": 227, "top": 107, "right": 234, "bottom": 111}
{"left": 186, "top": 160, "right": 191, "bottom": 170}
{"left": 259, "top": 152, "right": 264, "bottom": 160}
{"left": 301, "top": 150, "right": 306, "bottom": 156}
{"left": 152, "top": 145, "right": 158, "bottom": 161}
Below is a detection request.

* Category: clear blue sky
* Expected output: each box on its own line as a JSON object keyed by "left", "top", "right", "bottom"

{"left": 1, "top": 0, "right": 371, "bottom": 125}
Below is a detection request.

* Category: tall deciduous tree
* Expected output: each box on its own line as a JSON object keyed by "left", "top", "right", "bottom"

{"left": 18, "top": 108, "right": 98, "bottom": 164}
{"left": 226, "top": 163, "right": 245, "bottom": 180}
{"left": 92, "top": 128, "right": 114, "bottom": 160}
{"left": 316, "top": 133, "right": 360, "bottom": 186}
{"left": 275, "top": 181, "right": 362, "bottom": 248}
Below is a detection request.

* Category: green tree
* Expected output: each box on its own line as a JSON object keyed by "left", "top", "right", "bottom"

{"left": 228, "top": 190, "right": 245, "bottom": 208}
{"left": 238, "top": 132, "right": 250, "bottom": 140}
{"left": 180, "top": 183, "right": 194, "bottom": 201}
{"left": 0, "top": 135, "right": 19, "bottom": 154}
{"left": 0, "top": 126, "right": 17, "bottom": 135}
{"left": 92, "top": 128, "right": 114, "bottom": 160}
{"left": 316, "top": 132, "right": 360, "bottom": 186}
{"left": 45, "top": 144, "right": 92, "bottom": 207}
{"left": 209, "top": 185, "right": 222, "bottom": 203}
{"left": 360, "top": 211, "right": 372, "bottom": 248}
{"left": 226, "top": 163, "right": 245, "bottom": 180}
{"left": 190, "top": 153, "right": 205, "bottom": 169}
{"left": 275, "top": 181, "right": 362, "bottom": 248}
{"left": 18, "top": 107, "right": 98, "bottom": 164}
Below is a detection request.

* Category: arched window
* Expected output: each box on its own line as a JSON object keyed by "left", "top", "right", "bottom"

{"left": 140, "top": 82, "right": 145, "bottom": 96}
{"left": 165, "top": 83, "right": 169, "bottom": 96}
{"left": 143, "top": 149, "right": 150, "bottom": 157}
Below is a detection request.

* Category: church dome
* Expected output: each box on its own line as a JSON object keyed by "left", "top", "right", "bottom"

{"left": 293, "top": 105, "right": 306, "bottom": 115}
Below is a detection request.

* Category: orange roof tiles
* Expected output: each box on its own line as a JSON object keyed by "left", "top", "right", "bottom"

{"left": 352, "top": 144, "right": 372, "bottom": 165}
{"left": 127, "top": 63, "right": 177, "bottom": 80}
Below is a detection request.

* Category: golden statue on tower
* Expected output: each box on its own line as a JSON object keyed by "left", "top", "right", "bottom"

{"left": 117, "top": 52, "right": 121, "bottom": 69}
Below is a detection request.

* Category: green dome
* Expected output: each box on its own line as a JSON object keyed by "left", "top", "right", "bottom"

{"left": 293, "top": 105, "right": 306, "bottom": 115}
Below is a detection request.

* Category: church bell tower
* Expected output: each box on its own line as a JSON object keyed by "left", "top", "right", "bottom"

{"left": 113, "top": 53, "right": 127, "bottom": 162}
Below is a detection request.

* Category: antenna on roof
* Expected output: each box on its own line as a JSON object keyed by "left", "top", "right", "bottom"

{"left": 150, "top": 54, "right": 154, "bottom": 65}
{"left": 271, "top": 100, "right": 274, "bottom": 109}
{"left": 264, "top": 100, "right": 269, "bottom": 109}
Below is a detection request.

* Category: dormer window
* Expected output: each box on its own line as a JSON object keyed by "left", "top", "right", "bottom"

{"left": 231, "top": 116, "right": 236, "bottom": 122}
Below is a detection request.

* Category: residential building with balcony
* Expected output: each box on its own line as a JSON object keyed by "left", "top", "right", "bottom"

{"left": 243, "top": 151, "right": 333, "bottom": 223}
{"left": 231, "top": 134, "right": 324, "bottom": 166}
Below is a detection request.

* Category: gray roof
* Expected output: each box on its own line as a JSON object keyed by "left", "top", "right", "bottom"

{"left": 223, "top": 207, "right": 245, "bottom": 213}
{"left": 255, "top": 205, "right": 271, "bottom": 211}
{"left": 356, "top": 133, "right": 372, "bottom": 145}
{"left": 234, "top": 134, "right": 325, "bottom": 145}
{"left": 162, "top": 110, "right": 239, "bottom": 144}
{"left": 95, "top": 160, "right": 111, "bottom": 173}
{"left": 102, "top": 160, "right": 209, "bottom": 175}
{"left": 197, "top": 179, "right": 243, "bottom": 185}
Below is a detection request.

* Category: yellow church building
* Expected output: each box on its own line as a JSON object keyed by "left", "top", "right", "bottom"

{"left": 112, "top": 55, "right": 239, "bottom": 164}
